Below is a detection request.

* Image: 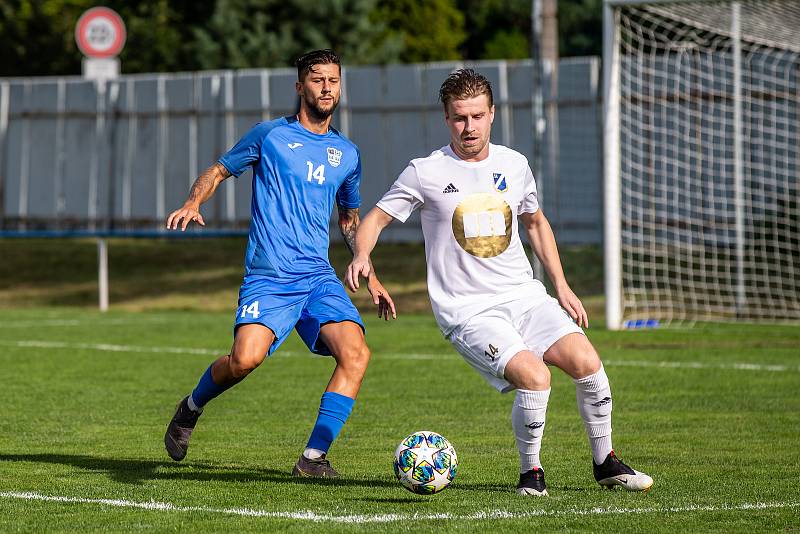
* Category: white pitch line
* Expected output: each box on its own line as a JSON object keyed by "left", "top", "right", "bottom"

{"left": 602, "top": 359, "right": 798, "bottom": 373}
{"left": 1, "top": 339, "right": 797, "bottom": 372}
{"left": 0, "top": 491, "right": 797, "bottom": 523}
{"left": 0, "top": 318, "right": 171, "bottom": 329}
{"left": 1, "top": 340, "right": 221, "bottom": 356}
{"left": 0, "top": 320, "right": 84, "bottom": 328}
{"left": 0, "top": 340, "right": 452, "bottom": 360}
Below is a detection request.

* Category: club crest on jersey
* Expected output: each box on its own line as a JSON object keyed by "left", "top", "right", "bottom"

{"left": 327, "top": 147, "right": 342, "bottom": 167}
{"left": 493, "top": 173, "right": 508, "bottom": 192}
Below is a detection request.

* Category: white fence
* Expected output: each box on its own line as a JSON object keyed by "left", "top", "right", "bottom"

{"left": 0, "top": 58, "right": 603, "bottom": 244}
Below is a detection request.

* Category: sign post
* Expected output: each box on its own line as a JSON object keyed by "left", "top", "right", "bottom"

{"left": 75, "top": 7, "right": 125, "bottom": 311}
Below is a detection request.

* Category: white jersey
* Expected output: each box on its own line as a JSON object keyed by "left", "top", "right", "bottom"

{"left": 376, "top": 143, "right": 549, "bottom": 334}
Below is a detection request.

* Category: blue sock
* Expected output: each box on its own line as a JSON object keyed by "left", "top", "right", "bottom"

{"left": 306, "top": 392, "right": 355, "bottom": 453}
{"left": 190, "top": 365, "right": 229, "bottom": 409}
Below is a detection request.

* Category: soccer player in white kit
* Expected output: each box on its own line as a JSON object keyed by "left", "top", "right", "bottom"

{"left": 346, "top": 69, "right": 653, "bottom": 495}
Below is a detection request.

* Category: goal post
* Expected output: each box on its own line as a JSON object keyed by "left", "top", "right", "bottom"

{"left": 604, "top": 0, "right": 800, "bottom": 329}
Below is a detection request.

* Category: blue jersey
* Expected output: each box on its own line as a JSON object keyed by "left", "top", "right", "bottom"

{"left": 218, "top": 116, "right": 361, "bottom": 280}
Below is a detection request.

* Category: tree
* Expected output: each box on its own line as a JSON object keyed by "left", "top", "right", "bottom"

{"left": 457, "top": 0, "right": 530, "bottom": 60}
{"left": 481, "top": 29, "right": 530, "bottom": 60}
{"left": 558, "top": 0, "right": 602, "bottom": 57}
{"left": 115, "top": 0, "right": 215, "bottom": 73}
{"left": 0, "top": 0, "right": 91, "bottom": 76}
{"left": 376, "top": 0, "right": 466, "bottom": 63}
{"left": 456, "top": 0, "right": 602, "bottom": 61}
{"left": 193, "top": 0, "right": 401, "bottom": 70}
{"left": 0, "top": 0, "right": 217, "bottom": 76}
{"left": 0, "top": 0, "right": 603, "bottom": 76}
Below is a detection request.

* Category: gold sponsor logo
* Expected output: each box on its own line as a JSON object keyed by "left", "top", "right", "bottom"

{"left": 451, "top": 193, "right": 512, "bottom": 258}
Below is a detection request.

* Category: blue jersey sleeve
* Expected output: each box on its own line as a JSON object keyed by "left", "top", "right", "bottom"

{"left": 217, "top": 122, "right": 272, "bottom": 177}
{"left": 336, "top": 148, "right": 362, "bottom": 209}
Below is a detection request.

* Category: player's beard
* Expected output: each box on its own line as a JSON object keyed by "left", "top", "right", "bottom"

{"left": 302, "top": 92, "right": 339, "bottom": 121}
{"left": 457, "top": 131, "right": 489, "bottom": 158}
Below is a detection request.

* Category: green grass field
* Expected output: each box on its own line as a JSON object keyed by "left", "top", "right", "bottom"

{"left": 0, "top": 240, "right": 798, "bottom": 531}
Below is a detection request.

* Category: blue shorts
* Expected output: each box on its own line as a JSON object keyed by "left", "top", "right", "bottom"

{"left": 233, "top": 272, "right": 364, "bottom": 356}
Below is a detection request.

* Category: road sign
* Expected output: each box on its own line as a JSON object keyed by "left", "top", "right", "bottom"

{"left": 82, "top": 57, "right": 120, "bottom": 85}
{"left": 75, "top": 7, "right": 126, "bottom": 59}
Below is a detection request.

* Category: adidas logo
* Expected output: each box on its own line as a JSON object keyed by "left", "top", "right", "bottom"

{"left": 442, "top": 183, "right": 459, "bottom": 194}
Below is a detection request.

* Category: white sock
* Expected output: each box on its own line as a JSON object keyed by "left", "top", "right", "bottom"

{"left": 574, "top": 365, "right": 613, "bottom": 464}
{"left": 511, "top": 388, "right": 550, "bottom": 473}
{"left": 187, "top": 395, "right": 203, "bottom": 413}
{"left": 592, "top": 435, "right": 613, "bottom": 464}
{"left": 303, "top": 448, "right": 325, "bottom": 460}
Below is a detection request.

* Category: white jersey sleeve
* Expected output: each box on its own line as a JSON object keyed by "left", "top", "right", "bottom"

{"left": 518, "top": 165, "right": 539, "bottom": 215}
{"left": 375, "top": 164, "right": 424, "bottom": 222}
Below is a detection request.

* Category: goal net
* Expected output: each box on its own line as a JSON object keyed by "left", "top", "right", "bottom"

{"left": 603, "top": 0, "right": 800, "bottom": 328}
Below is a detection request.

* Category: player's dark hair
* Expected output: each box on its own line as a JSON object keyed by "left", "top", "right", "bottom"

{"left": 295, "top": 49, "right": 341, "bottom": 81}
{"left": 438, "top": 68, "right": 494, "bottom": 109}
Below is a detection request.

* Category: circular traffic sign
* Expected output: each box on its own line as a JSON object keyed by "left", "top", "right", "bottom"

{"left": 75, "top": 7, "right": 126, "bottom": 58}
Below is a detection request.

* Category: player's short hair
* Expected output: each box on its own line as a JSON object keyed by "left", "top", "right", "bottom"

{"left": 295, "top": 49, "right": 341, "bottom": 81}
{"left": 438, "top": 68, "right": 494, "bottom": 109}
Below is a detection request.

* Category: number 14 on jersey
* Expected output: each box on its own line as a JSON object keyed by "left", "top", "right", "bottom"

{"left": 306, "top": 161, "right": 326, "bottom": 185}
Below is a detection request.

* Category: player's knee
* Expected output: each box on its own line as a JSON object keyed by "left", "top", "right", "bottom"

{"left": 514, "top": 364, "right": 551, "bottom": 391}
{"left": 530, "top": 365, "right": 551, "bottom": 390}
{"left": 339, "top": 343, "right": 371, "bottom": 375}
{"left": 572, "top": 352, "right": 602, "bottom": 379}
{"left": 229, "top": 352, "right": 265, "bottom": 379}
{"left": 505, "top": 351, "right": 551, "bottom": 391}
{"left": 353, "top": 344, "right": 372, "bottom": 372}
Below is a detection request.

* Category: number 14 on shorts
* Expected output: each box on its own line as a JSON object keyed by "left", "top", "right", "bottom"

{"left": 239, "top": 301, "right": 260, "bottom": 319}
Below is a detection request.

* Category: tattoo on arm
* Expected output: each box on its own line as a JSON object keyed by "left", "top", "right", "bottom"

{"left": 339, "top": 208, "right": 360, "bottom": 256}
{"left": 188, "top": 163, "right": 230, "bottom": 205}
{"left": 339, "top": 208, "right": 376, "bottom": 274}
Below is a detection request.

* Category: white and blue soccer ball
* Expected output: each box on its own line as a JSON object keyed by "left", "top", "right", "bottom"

{"left": 393, "top": 430, "right": 458, "bottom": 495}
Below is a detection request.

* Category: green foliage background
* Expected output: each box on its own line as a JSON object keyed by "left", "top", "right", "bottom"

{"left": 0, "top": 0, "right": 602, "bottom": 76}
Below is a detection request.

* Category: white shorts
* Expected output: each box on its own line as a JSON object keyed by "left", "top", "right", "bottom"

{"left": 448, "top": 296, "right": 584, "bottom": 393}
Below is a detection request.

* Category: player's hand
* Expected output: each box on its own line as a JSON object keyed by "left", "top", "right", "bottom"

{"left": 556, "top": 284, "right": 589, "bottom": 328}
{"left": 345, "top": 255, "right": 372, "bottom": 292}
{"left": 166, "top": 203, "right": 205, "bottom": 231}
{"left": 367, "top": 275, "right": 397, "bottom": 321}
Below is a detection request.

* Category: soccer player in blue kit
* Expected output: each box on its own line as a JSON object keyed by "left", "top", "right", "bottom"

{"left": 163, "top": 49, "right": 396, "bottom": 478}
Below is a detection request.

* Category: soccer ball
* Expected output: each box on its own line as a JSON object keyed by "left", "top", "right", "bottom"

{"left": 393, "top": 430, "right": 458, "bottom": 495}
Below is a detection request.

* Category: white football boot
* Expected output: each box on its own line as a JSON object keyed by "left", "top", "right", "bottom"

{"left": 593, "top": 450, "right": 653, "bottom": 492}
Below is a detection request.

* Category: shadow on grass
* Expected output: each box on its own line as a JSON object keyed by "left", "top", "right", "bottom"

{"left": 362, "top": 497, "right": 426, "bottom": 504}
{"left": 0, "top": 453, "right": 472, "bottom": 491}
{"left": 0, "top": 453, "right": 370, "bottom": 487}
{"left": 0, "top": 453, "right": 508, "bottom": 493}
